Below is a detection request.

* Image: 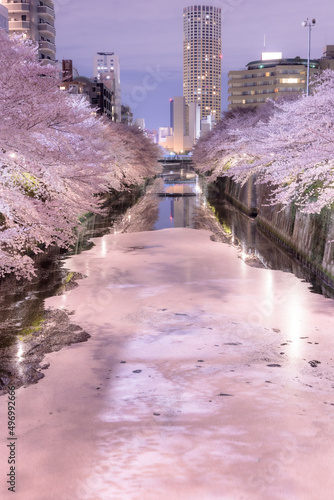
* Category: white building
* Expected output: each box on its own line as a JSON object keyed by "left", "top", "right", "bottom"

{"left": 200, "top": 114, "right": 216, "bottom": 137}
{"left": 3, "top": 0, "right": 56, "bottom": 61}
{"left": 188, "top": 102, "right": 201, "bottom": 145}
{"left": 93, "top": 52, "right": 121, "bottom": 122}
{"left": 158, "top": 127, "right": 173, "bottom": 147}
{"left": 164, "top": 97, "right": 201, "bottom": 153}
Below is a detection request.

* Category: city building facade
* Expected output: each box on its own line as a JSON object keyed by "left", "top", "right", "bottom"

{"left": 93, "top": 52, "right": 121, "bottom": 122}
{"left": 189, "top": 101, "right": 201, "bottom": 144}
{"left": 183, "top": 5, "right": 222, "bottom": 121}
{"left": 71, "top": 76, "right": 114, "bottom": 120}
{"left": 162, "top": 97, "right": 200, "bottom": 154}
{"left": 228, "top": 52, "right": 320, "bottom": 109}
{"left": 158, "top": 127, "right": 173, "bottom": 147}
{"left": 320, "top": 45, "right": 334, "bottom": 71}
{"left": 121, "top": 105, "right": 133, "bottom": 125}
{"left": 200, "top": 113, "right": 216, "bottom": 137}
{"left": 3, "top": 0, "right": 56, "bottom": 61}
{"left": 0, "top": 2, "right": 9, "bottom": 32}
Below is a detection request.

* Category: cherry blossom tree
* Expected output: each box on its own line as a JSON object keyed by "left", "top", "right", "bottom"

{"left": 0, "top": 32, "right": 159, "bottom": 279}
{"left": 194, "top": 71, "right": 334, "bottom": 213}
{"left": 193, "top": 103, "right": 273, "bottom": 181}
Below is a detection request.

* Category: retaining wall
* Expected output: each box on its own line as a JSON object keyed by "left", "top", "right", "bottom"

{"left": 214, "top": 177, "right": 334, "bottom": 283}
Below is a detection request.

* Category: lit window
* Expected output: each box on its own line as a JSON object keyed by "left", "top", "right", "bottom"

{"left": 280, "top": 78, "right": 299, "bottom": 84}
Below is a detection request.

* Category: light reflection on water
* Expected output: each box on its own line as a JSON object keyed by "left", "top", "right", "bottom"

{"left": 153, "top": 163, "right": 334, "bottom": 299}
{"left": 0, "top": 163, "right": 333, "bottom": 358}
{"left": 154, "top": 166, "right": 203, "bottom": 230}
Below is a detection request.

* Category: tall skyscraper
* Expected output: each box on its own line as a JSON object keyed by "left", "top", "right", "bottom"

{"left": 93, "top": 52, "right": 121, "bottom": 122}
{"left": 3, "top": 0, "right": 56, "bottom": 61}
{"left": 183, "top": 5, "right": 222, "bottom": 121}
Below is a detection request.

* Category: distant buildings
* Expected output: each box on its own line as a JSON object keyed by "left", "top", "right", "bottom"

{"left": 228, "top": 46, "right": 334, "bottom": 110}
{"left": 134, "top": 118, "right": 145, "bottom": 131}
{"left": 183, "top": 5, "right": 222, "bottom": 121}
{"left": 200, "top": 114, "right": 215, "bottom": 137}
{"left": 158, "top": 127, "right": 173, "bottom": 146}
{"left": 0, "top": 3, "right": 8, "bottom": 32}
{"left": 57, "top": 59, "right": 114, "bottom": 119}
{"left": 4, "top": 0, "right": 56, "bottom": 61}
{"left": 121, "top": 105, "right": 133, "bottom": 125}
{"left": 93, "top": 52, "right": 121, "bottom": 122}
{"left": 146, "top": 130, "right": 158, "bottom": 144}
{"left": 161, "top": 97, "right": 201, "bottom": 154}
{"left": 71, "top": 76, "right": 114, "bottom": 120}
{"left": 172, "top": 96, "right": 189, "bottom": 153}
{"left": 158, "top": 4, "right": 221, "bottom": 153}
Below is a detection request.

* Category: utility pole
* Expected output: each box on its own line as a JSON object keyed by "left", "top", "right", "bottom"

{"left": 302, "top": 18, "right": 316, "bottom": 96}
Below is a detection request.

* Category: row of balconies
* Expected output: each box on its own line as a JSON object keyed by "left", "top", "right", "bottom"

{"left": 8, "top": 19, "right": 30, "bottom": 29}
{"left": 37, "top": 4, "right": 54, "bottom": 19}
{"left": 230, "top": 81, "right": 275, "bottom": 88}
{"left": 230, "top": 78, "right": 304, "bottom": 88}
{"left": 9, "top": 19, "right": 55, "bottom": 37}
{"left": 38, "top": 22, "right": 55, "bottom": 36}
{"left": 230, "top": 89, "right": 306, "bottom": 106}
{"left": 39, "top": 40, "right": 56, "bottom": 54}
{"left": 228, "top": 87, "right": 305, "bottom": 101}
{"left": 229, "top": 69, "right": 306, "bottom": 80}
{"left": 7, "top": 3, "right": 29, "bottom": 13}
{"left": 6, "top": 2, "right": 54, "bottom": 18}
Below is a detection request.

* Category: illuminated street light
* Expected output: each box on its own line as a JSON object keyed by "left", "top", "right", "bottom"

{"left": 302, "top": 18, "right": 316, "bottom": 96}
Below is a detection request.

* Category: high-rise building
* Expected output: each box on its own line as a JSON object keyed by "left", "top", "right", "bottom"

{"left": 173, "top": 96, "right": 187, "bottom": 154}
{"left": 4, "top": 0, "right": 56, "bottom": 61}
{"left": 183, "top": 5, "right": 222, "bottom": 121}
{"left": 93, "top": 52, "right": 121, "bottom": 122}
{"left": 162, "top": 96, "right": 199, "bottom": 154}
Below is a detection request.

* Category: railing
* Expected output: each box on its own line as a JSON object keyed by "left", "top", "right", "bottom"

{"left": 38, "top": 23, "right": 56, "bottom": 36}
{"left": 37, "top": 5, "right": 55, "bottom": 18}
{"left": 39, "top": 40, "right": 56, "bottom": 53}
{"left": 6, "top": 3, "right": 29, "bottom": 13}
{"left": 8, "top": 20, "right": 30, "bottom": 30}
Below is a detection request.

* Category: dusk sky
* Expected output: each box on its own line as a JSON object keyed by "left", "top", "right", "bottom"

{"left": 55, "top": 0, "right": 334, "bottom": 130}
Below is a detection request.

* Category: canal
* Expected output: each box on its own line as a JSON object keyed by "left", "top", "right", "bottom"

{"left": 1, "top": 162, "right": 334, "bottom": 500}
{"left": 0, "top": 162, "right": 333, "bottom": 393}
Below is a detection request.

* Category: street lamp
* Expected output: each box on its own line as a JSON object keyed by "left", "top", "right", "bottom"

{"left": 302, "top": 18, "right": 316, "bottom": 96}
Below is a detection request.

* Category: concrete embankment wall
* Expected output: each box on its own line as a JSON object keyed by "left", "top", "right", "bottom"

{"left": 214, "top": 177, "right": 334, "bottom": 283}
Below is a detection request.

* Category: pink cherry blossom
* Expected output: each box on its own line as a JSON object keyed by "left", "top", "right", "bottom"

{"left": 0, "top": 32, "right": 160, "bottom": 279}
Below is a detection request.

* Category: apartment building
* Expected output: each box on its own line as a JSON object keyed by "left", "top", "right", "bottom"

{"left": 93, "top": 52, "right": 121, "bottom": 122}
{"left": 228, "top": 52, "right": 320, "bottom": 109}
{"left": 3, "top": 0, "right": 56, "bottom": 61}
